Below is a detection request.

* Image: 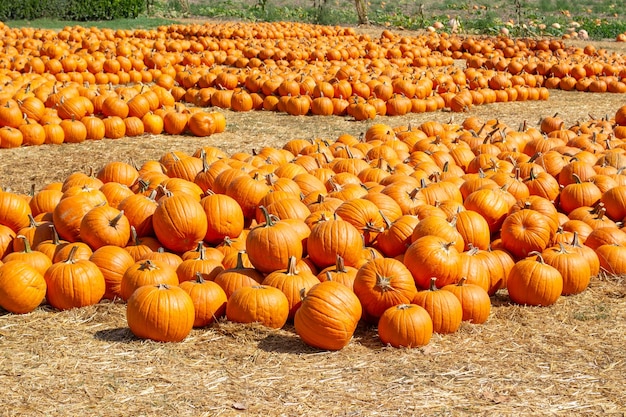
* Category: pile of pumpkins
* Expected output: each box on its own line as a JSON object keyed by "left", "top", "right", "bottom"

{"left": 2, "top": 19, "right": 626, "bottom": 147}
{"left": 8, "top": 20, "right": 626, "bottom": 146}
{"left": 1, "top": 101, "right": 626, "bottom": 350}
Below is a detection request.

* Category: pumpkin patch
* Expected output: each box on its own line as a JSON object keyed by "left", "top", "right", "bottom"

{"left": 0, "top": 18, "right": 624, "bottom": 365}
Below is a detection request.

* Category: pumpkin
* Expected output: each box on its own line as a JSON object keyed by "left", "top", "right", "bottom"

{"left": 79, "top": 205, "right": 131, "bottom": 250}
{"left": 595, "top": 244, "right": 626, "bottom": 276}
{"left": 226, "top": 285, "right": 289, "bottom": 329}
{"left": 245, "top": 206, "right": 303, "bottom": 274}
{"left": 294, "top": 280, "right": 362, "bottom": 351}
{"left": 52, "top": 190, "right": 107, "bottom": 242}
{"left": 507, "top": 252, "right": 563, "bottom": 306}
{"left": 214, "top": 250, "right": 264, "bottom": 298}
{"left": 441, "top": 277, "right": 491, "bottom": 324}
{"left": 200, "top": 192, "right": 245, "bottom": 245}
{"left": 377, "top": 304, "right": 433, "bottom": 348}
{"left": 3, "top": 235, "right": 52, "bottom": 275}
{"left": 179, "top": 272, "right": 227, "bottom": 327}
{"left": 353, "top": 257, "right": 417, "bottom": 320}
{"left": 412, "top": 277, "right": 463, "bottom": 334}
{"left": 152, "top": 192, "right": 208, "bottom": 253}
{"left": 127, "top": 283, "right": 195, "bottom": 342}
{"left": 0, "top": 260, "right": 47, "bottom": 314}
{"left": 306, "top": 215, "right": 364, "bottom": 269}
{"left": 540, "top": 243, "right": 591, "bottom": 295}
{"left": 404, "top": 235, "right": 461, "bottom": 290}
{"left": 261, "top": 256, "right": 320, "bottom": 320}
{"left": 44, "top": 245, "right": 106, "bottom": 310}
{"left": 0, "top": 191, "right": 32, "bottom": 233}
{"left": 90, "top": 245, "right": 136, "bottom": 300}
{"left": 500, "top": 209, "right": 553, "bottom": 259}
{"left": 120, "top": 259, "right": 179, "bottom": 301}
{"left": 317, "top": 254, "right": 358, "bottom": 290}
{"left": 175, "top": 243, "right": 224, "bottom": 283}
{"left": 117, "top": 192, "right": 158, "bottom": 238}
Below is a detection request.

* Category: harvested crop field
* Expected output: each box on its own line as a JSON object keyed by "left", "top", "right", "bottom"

{"left": 1, "top": 22, "right": 626, "bottom": 417}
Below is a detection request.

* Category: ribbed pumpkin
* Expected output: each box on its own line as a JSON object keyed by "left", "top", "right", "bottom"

{"left": 262, "top": 256, "right": 320, "bottom": 319}
{"left": 404, "top": 235, "right": 461, "bottom": 290}
{"left": 306, "top": 215, "right": 364, "bottom": 269}
{"left": 120, "top": 259, "right": 179, "bottom": 301}
{"left": 152, "top": 192, "right": 208, "bottom": 253}
{"left": 79, "top": 205, "right": 131, "bottom": 250}
{"left": 540, "top": 243, "right": 591, "bottom": 295}
{"left": 294, "top": 280, "right": 362, "bottom": 351}
{"left": 44, "top": 246, "right": 106, "bottom": 311}
{"left": 507, "top": 253, "right": 563, "bottom": 306}
{"left": 412, "top": 277, "right": 463, "bottom": 334}
{"left": 226, "top": 285, "right": 289, "bottom": 329}
{"left": 442, "top": 278, "right": 491, "bottom": 324}
{"left": 353, "top": 257, "right": 417, "bottom": 320}
{"left": 90, "top": 245, "right": 136, "bottom": 300}
{"left": 179, "top": 273, "right": 227, "bottom": 327}
{"left": 0, "top": 260, "right": 47, "bottom": 314}
{"left": 213, "top": 251, "right": 264, "bottom": 298}
{"left": 175, "top": 243, "right": 224, "bottom": 283}
{"left": 245, "top": 206, "right": 303, "bottom": 274}
{"left": 377, "top": 304, "right": 433, "bottom": 348}
{"left": 0, "top": 191, "right": 32, "bottom": 232}
{"left": 500, "top": 209, "right": 553, "bottom": 259}
{"left": 200, "top": 192, "right": 245, "bottom": 245}
{"left": 127, "top": 284, "right": 195, "bottom": 342}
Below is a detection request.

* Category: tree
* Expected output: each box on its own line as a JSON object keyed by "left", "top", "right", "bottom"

{"left": 354, "top": 0, "right": 369, "bottom": 25}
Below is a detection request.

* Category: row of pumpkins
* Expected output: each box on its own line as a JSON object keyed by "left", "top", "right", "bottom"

{"left": 2, "top": 20, "right": 626, "bottom": 144}
{"left": 2, "top": 102, "right": 626, "bottom": 349}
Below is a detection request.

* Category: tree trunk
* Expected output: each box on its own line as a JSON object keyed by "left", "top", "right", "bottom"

{"left": 354, "top": 0, "right": 369, "bottom": 25}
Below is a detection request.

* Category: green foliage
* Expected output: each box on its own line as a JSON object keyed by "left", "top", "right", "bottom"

{"left": 0, "top": 0, "right": 147, "bottom": 21}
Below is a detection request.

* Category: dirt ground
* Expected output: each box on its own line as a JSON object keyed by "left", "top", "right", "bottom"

{"left": 1, "top": 23, "right": 626, "bottom": 417}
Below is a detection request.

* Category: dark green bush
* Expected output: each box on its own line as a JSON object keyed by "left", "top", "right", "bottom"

{"left": 0, "top": 0, "right": 146, "bottom": 21}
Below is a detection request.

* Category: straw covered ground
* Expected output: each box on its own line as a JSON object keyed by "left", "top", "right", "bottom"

{"left": 1, "top": 27, "right": 626, "bottom": 416}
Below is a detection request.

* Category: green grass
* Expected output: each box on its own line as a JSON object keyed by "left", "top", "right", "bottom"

{"left": 3, "top": 0, "right": 625, "bottom": 39}
{"left": 4, "top": 16, "right": 176, "bottom": 30}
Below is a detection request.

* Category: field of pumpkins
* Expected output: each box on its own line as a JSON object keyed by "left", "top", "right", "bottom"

{"left": 1, "top": 19, "right": 626, "bottom": 415}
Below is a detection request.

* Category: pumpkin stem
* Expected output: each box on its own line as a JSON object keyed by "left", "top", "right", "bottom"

{"left": 63, "top": 245, "right": 80, "bottom": 264}
{"left": 16, "top": 235, "right": 33, "bottom": 253}
{"left": 49, "top": 224, "right": 62, "bottom": 245}
{"left": 110, "top": 210, "right": 125, "bottom": 228}
{"left": 428, "top": 277, "right": 438, "bottom": 291}
{"left": 457, "top": 277, "right": 467, "bottom": 286}
{"left": 529, "top": 251, "right": 545, "bottom": 263}
{"left": 375, "top": 271, "right": 393, "bottom": 292}
{"left": 138, "top": 259, "right": 159, "bottom": 271}
{"left": 286, "top": 256, "right": 299, "bottom": 276}
{"left": 335, "top": 254, "right": 347, "bottom": 273}
{"left": 256, "top": 205, "right": 276, "bottom": 227}
{"left": 195, "top": 271, "right": 206, "bottom": 284}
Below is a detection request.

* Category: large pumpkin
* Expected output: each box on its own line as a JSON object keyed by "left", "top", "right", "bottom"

{"left": 152, "top": 192, "right": 208, "bottom": 253}
{"left": 0, "top": 260, "right": 46, "bottom": 314}
{"left": 353, "top": 257, "right": 417, "bottom": 320}
{"left": 44, "top": 245, "right": 106, "bottom": 310}
{"left": 127, "top": 283, "right": 195, "bottom": 342}
{"left": 245, "top": 206, "right": 303, "bottom": 274}
{"left": 507, "top": 253, "right": 563, "bottom": 306}
{"left": 294, "top": 280, "right": 362, "bottom": 351}
{"left": 226, "top": 285, "right": 289, "bottom": 329}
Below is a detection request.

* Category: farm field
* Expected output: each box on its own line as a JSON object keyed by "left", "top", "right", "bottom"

{"left": 0, "top": 18, "right": 626, "bottom": 417}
